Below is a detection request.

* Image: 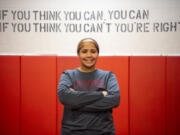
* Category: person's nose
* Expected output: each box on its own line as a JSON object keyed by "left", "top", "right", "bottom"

{"left": 86, "top": 51, "right": 92, "bottom": 57}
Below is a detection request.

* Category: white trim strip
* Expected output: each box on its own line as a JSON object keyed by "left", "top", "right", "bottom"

{"left": 0, "top": 53, "right": 180, "bottom": 56}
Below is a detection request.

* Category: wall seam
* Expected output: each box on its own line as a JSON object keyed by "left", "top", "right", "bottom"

{"left": 128, "top": 56, "right": 131, "bottom": 135}
{"left": 165, "top": 56, "right": 167, "bottom": 135}
{"left": 56, "top": 56, "right": 58, "bottom": 135}
{"left": 19, "top": 56, "right": 22, "bottom": 135}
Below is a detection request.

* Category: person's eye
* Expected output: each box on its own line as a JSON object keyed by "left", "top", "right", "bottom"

{"left": 91, "top": 49, "right": 97, "bottom": 53}
{"left": 81, "top": 50, "right": 87, "bottom": 53}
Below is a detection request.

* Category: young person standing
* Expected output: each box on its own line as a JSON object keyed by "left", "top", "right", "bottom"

{"left": 58, "top": 38, "right": 120, "bottom": 135}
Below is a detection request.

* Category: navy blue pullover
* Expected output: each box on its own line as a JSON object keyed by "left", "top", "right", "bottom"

{"left": 57, "top": 68, "right": 120, "bottom": 135}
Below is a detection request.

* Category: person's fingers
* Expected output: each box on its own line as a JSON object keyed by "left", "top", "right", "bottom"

{"left": 69, "top": 88, "right": 75, "bottom": 91}
{"left": 102, "top": 91, "right": 108, "bottom": 96}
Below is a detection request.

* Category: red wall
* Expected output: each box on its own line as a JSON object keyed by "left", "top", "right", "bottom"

{"left": 20, "top": 56, "right": 57, "bottom": 135}
{"left": 130, "top": 57, "right": 166, "bottom": 135}
{"left": 0, "top": 56, "right": 180, "bottom": 135}
{"left": 0, "top": 56, "right": 20, "bottom": 135}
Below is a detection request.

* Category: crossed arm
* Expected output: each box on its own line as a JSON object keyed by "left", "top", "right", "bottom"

{"left": 57, "top": 72, "right": 120, "bottom": 112}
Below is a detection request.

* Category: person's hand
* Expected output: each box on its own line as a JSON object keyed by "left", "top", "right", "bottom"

{"left": 102, "top": 91, "right": 108, "bottom": 96}
{"left": 69, "top": 88, "right": 75, "bottom": 91}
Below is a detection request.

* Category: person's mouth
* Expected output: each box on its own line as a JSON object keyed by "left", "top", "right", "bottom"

{"left": 84, "top": 59, "right": 94, "bottom": 64}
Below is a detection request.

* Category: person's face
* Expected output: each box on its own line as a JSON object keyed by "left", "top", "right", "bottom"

{"left": 78, "top": 42, "right": 99, "bottom": 69}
